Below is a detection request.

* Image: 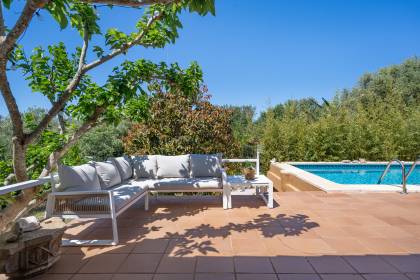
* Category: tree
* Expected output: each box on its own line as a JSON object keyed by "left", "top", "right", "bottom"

{"left": 123, "top": 90, "right": 239, "bottom": 157}
{"left": 0, "top": 0, "right": 215, "bottom": 230}
{"left": 78, "top": 123, "right": 128, "bottom": 161}
{"left": 227, "top": 105, "right": 258, "bottom": 157}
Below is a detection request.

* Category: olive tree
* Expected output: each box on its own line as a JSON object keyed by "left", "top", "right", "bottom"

{"left": 0, "top": 0, "right": 214, "bottom": 230}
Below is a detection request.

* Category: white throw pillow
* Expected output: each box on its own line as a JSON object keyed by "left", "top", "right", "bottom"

{"left": 94, "top": 161, "right": 122, "bottom": 189}
{"left": 190, "top": 154, "right": 222, "bottom": 177}
{"left": 157, "top": 155, "right": 190, "bottom": 178}
{"left": 58, "top": 163, "right": 101, "bottom": 191}
{"left": 110, "top": 156, "right": 133, "bottom": 181}
{"left": 131, "top": 155, "right": 158, "bottom": 178}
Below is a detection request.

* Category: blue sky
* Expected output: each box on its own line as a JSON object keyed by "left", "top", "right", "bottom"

{"left": 1, "top": 0, "right": 420, "bottom": 116}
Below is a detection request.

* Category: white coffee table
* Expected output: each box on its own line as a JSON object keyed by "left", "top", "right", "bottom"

{"left": 225, "top": 175, "right": 274, "bottom": 209}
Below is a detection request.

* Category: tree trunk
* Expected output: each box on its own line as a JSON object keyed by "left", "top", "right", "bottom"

{"left": 12, "top": 137, "right": 28, "bottom": 182}
{"left": 57, "top": 111, "right": 66, "bottom": 135}
{"left": 0, "top": 138, "right": 38, "bottom": 232}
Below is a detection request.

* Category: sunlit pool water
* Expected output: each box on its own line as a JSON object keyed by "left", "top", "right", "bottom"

{"left": 293, "top": 164, "right": 420, "bottom": 185}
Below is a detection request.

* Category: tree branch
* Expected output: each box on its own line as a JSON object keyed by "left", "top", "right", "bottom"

{"left": 79, "top": 0, "right": 174, "bottom": 7}
{"left": 24, "top": 27, "right": 90, "bottom": 145}
{"left": 0, "top": 0, "right": 49, "bottom": 56}
{"left": 83, "top": 10, "right": 162, "bottom": 72}
{"left": 0, "top": 62, "right": 24, "bottom": 140}
{"left": 0, "top": 3, "right": 5, "bottom": 38}
{"left": 24, "top": 7, "right": 161, "bottom": 145}
{"left": 39, "top": 106, "right": 106, "bottom": 177}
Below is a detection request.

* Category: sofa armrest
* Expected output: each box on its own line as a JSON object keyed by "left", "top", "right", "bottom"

{"left": 52, "top": 190, "right": 110, "bottom": 196}
{"left": 49, "top": 190, "right": 113, "bottom": 216}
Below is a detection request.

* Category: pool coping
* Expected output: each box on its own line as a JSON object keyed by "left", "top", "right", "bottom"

{"left": 276, "top": 162, "right": 420, "bottom": 193}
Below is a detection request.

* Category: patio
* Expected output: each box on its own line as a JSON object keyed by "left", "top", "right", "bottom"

{"left": 36, "top": 191, "right": 420, "bottom": 280}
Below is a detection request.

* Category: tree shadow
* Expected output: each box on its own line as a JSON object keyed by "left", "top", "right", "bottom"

{"left": 62, "top": 196, "right": 319, "bottom": 257}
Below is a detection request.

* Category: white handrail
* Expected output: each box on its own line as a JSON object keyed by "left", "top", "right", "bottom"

{"left": 0, "top": 174, "right": 59, "bottom": 196}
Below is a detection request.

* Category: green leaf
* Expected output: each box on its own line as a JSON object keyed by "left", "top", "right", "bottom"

{"left": 2, "top": 0, "right": 11, "bottom": 9}
{"left": 93, "top": 46, "right": 104, "bottom": 58}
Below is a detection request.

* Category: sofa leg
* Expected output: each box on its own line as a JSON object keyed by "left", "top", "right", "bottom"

{"left": 111, "top": 215, "right": 119, "bottom": 245}
{"left": 144, "top": 192, "right": 149, "bottom": 211}
{"left": 223, "top": 188, "right": 230, "bottom": 209}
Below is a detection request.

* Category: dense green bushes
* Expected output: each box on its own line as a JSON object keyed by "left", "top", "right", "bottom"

{"left": 123, "top": 91, "right": 239, "bottom": 157}
{"left": 257, "top": 58, "right": 420, "bottom": 168}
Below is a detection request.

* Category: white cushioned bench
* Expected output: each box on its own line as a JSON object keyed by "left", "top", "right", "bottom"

{"left": 46, "top": 154, "right": 228, "bottom": 246}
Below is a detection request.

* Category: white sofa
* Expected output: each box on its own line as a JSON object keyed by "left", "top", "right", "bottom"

{"left": 46, "top": 154, "right": 228, "bottom": 246}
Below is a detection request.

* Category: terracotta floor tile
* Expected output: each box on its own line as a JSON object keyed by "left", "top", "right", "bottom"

{"left": 165, "top": 237, "right": 228, "bottom": 257}
{"left": 278, "top": 237, "right": 335, "bottom": 255}
{"left": 196, "top": 256, "right": 234, "bottom": 273}
{"left": 195, "top": 273, "right": 235, "bottom": 280}
{"left": 79, "top": 254, "right": 128, "bottom": 274}
{"left": 382, "top": 255, "right": 420, "bottom": 273}
{"left": 400, "top": 225, "right": 420, "bottom": 237}
{"left": 319, "top": 274, "right": 364, "bottom": 280}
{"left": 262, "top": 238, "right": 303, "bottom": 256}
{"left": 81, "top": 244, "right": 136, "bottom": 257}
{"left": 277, "top": 274, "right": 321, "bottom": 280}
{"left": 231, "top": 238, "right": 269, "bottom": 256}
{"left": 312, "top": 225, "right": 351, "bottom": 239}
{"left": 340, "top": 226, "right": 383, "bottom": 238}
{"left": 362, "top": 274, "right": 410, "bottom": 280}
{"left": 153, "top": 274, "right": 194, "bottom": 280}
{"left": 357, "top": 238, "right": 407, "bottom": 254}
{"left": 369, "top": 226, "right": 415, "bottom": 239}
{"left": 111, "top": 274, "right": 153, "bottom": 280}
{"left": 132, "top": 238, "right": 170, "bottom": 253}
{"left": 33, "top": 274, "right": 73, "bottom": 280}
{"left": 344, "top": 256, "right": 400, "bottom": 273}
{"left": 271, "top": 256, "right": 315, "bottom": 274}
{"left": 307, "top": 256, "right": 356, "bottom": 273}
{"left": 321, "top": 238, "right": 370, "bottom": 255}
{"left": 117, "top": 254, "right": 162, "bottom": 273}
{"left": 349, "top": 215, "right": 391, "bottom": 226}
{"left": 236, "top": 274, "right": 278, "bottom": 280}
{"left": 70, "top": 274, "right": 113, "bottom": 280}
{"left": 48, "top": 254, "right": 89, "bottom": 274}
{"left": 375, "top": 216, "right": 417, "bottom": 226}
{"left": 156, "top": 255, "right": 196, "bottom": 273}
{"left": 234, "top": 256, "right": 275, "bottom": 273}
{"left": 390, "top": 238, "right": 420, "bottom": 253}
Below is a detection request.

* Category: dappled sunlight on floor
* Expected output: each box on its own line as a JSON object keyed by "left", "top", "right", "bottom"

{"left": 35, "top": 192, "right": 420, "bottom": 279}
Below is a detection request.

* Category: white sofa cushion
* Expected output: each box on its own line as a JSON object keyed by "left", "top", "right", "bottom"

{"left": 110, "top": 156, "right": 133, "bottom": 181}
{"left": 58, "top": 163, "right": 101, "bottom": 191}
{"left": 131, "top": 155, "right": 157, "bottom": 178}
{"left": 110, "top": 183, "right": 148, "bottom": 211}
{"left": 190, "top": 154, "right": 222, "bottom": 177}
{"left": 94, "top": 161, "right": 122, "bottom": 189}
{"left": 156, "top": 155, "right": 190, "bottom": 178}
{"left": 149, "top": 177, "right": 221, "bottom": 190}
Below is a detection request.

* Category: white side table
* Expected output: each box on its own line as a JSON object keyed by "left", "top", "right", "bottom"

{"left": 225, "top": 175, "right": 274, "bottom": 209}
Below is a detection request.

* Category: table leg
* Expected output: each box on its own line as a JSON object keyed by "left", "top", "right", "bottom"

{"left": 268, "top": 182, "right": 274, "bottom": 208}
{"left": 223, "top": 185, "right": 231, "bottom": 209}
{"left": 228, "top": 187, "right": 232, "bottom": 209}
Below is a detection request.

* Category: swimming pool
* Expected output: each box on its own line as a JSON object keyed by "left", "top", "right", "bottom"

{"left": 293, "top": 163, "right": 420, "bottom": 185}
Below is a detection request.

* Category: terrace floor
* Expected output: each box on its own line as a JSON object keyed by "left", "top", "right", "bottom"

{"left": 36, "top": 191, "right": 420, "bottom": 279}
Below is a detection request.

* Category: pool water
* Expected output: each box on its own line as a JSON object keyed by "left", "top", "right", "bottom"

{"left": 293, "top": 164, "right": 420, "bottom": 185}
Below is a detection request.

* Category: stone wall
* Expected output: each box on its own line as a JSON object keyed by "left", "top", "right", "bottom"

{"left": 267, "top": 163, "right": 322, "bottom": 192}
